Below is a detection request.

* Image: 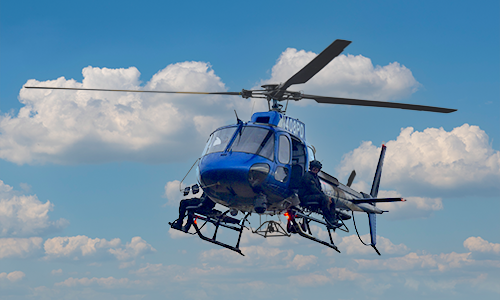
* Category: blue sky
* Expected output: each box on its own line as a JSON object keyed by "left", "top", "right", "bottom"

{"left": 1, "top": 0, "right": 499, "bottom": 299}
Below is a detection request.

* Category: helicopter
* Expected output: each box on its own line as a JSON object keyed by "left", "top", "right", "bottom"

{"left": 25, "top": 39, "right": 456, "bottom": 256}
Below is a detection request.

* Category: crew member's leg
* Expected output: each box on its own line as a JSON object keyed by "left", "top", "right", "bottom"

{"left": 301, "top": 194, "right": 334, "bottom": 223}
{"left": 320, "top": 195, "right": 338, "bottom": 225}
{"left": 172, "top": 198, "right": 201, "bottom": 229}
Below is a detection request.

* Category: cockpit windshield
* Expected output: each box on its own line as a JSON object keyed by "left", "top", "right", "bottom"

{"left": 202, "top": 127, "right": 237, "bottom": 155}
{"left": 230, "top": 126, "right": 274, "bottom": 160}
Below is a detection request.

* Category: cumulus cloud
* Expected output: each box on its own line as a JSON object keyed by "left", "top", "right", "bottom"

{"left": 0, "top": 180, "right": 68, "bottom": 237}
{"left": 261, "top": 48, "right": 420, "bottom": 101}
{"left": 377, "top": 190, "right": 443, "bottom": 220}
{"left": 1, "top": 45, "right": 421, "bottom": 165}
{"left": 337, "top": 124, "right": 500, "bottom": 197}
{"left": 0, "top": 271, "right": 25, "bottom": 282}
{"left": 43, "top": 235, "right": 155, "bottom": 261}
{"left": 107, "top": 237, "right": 157, "bottom": 260}
{"left": 164, "top": 180, "right": 182, "bottom": 204}
{"left": 464, "top": 237, "right": 500, "bottom": 254}
{"left": 0, "top": 63, "right": 254, "bottom": 165}
{"left": 0, "top": 237, "right": 43, "bottom": 259}
{"left": 338, "top": 234, "right": 409, "bottom": 255}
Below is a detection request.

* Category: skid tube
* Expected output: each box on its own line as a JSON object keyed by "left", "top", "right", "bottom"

{"left": 287, "top": 209, "right": 341, "bottom": 253}
{"left": 189, "top": 210, "right": 250, "bottom": 256}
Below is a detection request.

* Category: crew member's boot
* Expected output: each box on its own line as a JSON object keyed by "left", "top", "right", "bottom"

{"left": 183, "top": 215, "right": 194, "bottom": 232}
{"left": 171, "top": 219, "right": 183, "bottom": 230}
{"left": 322, "top": 208, "right": 339, "bottom": 228}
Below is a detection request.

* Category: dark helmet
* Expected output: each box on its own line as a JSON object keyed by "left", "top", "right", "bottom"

{"left": 309, "top": 160, "right": 322, "bottom": 170}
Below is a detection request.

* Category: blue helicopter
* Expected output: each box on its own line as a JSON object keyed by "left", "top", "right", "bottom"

{"left": 25, "top": 39, "right": 456, "bottom": 256}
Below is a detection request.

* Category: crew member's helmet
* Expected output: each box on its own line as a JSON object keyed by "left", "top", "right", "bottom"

{"left": 309, "top": 160, "right": 322, "bottom": 170}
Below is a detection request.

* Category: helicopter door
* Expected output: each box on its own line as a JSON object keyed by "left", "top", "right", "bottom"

{"left": 289, "top": 137, "right": 306, "bottom": 190}
{"left": 274, "top": 134, "right": 291, "bottom": 183}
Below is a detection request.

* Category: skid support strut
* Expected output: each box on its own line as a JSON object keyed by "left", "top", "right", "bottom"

{"left": 172, "top": 209, "right": 250, "bottom": 256}
{"left": 287, "top": 209, "right": 341, "bottom": 253}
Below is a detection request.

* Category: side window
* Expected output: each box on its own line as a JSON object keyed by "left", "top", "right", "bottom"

{"left": 278, "top": 135, "right": 290, "bottom": 164}
{"left": 307, "top": 145, "right": 316, "bottom": 162}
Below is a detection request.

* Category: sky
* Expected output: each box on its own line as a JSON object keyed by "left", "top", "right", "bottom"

{"left": 0, "top": 0, "right": 499, "bottom": 299}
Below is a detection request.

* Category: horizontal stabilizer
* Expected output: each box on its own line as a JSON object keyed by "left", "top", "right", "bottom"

{"left": 350, "top": 197, "right": 405, "bottom": 204}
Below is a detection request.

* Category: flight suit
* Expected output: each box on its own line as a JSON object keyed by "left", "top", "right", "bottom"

{"left": 172, "top": 193, "right": 215, "bottom": 230}
{"left": 298, "top": 171, "right": 337, "bottom": 224}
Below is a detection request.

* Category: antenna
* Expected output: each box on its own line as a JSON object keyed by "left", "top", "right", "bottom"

{"left": 234, "top": 110, "right": 242, "bottom": 124}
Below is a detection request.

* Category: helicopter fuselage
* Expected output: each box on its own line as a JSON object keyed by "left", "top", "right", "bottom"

{"left": 197, "top": 111, "right": 382, "bottom": 215}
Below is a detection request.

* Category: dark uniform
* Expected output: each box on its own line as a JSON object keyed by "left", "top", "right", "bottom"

{"left": 172, "top": 193, "right": 215, "bottom": 230}
{"left": 298, "top": 170, "right": 337, "bottom": 225}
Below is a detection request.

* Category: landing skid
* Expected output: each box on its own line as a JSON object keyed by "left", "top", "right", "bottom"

{"left": 169, "top": 209, "right": 250, "bottom": 256}
{"left": 169, "top": 207, "right": 348, "bottom": 255}
{"left": 286, "top": 208, "right": 342, "bottom": 253}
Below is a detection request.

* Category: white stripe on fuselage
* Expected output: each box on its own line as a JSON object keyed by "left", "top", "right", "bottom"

{"left": 319, "top": 179, "right": 384, "bottom": 214}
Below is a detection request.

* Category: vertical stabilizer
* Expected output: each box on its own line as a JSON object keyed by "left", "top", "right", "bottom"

{"left": 368, "top": 213, "right": 380, "bottom": 255}
{"left": 370, "top": 144, "right": 386, "bottom": 198}
{"left": 368, "top": 144, "right": 386, "bottom": 255}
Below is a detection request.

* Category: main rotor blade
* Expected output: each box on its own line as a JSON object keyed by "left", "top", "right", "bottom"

{"left": 302, "top": 94, "right": 457, "bottom": 113}
{"left": 281, "top": 39, "right": 351, "bottom": 91}
{"left": 23, "top": 86, "right": 242, "bottom": 96}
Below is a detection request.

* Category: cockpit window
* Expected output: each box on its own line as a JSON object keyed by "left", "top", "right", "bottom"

{"left": 230, "top": 127, "right": 274, "bottom": 160}
{"left": 202, "top": 127, "right": 237, "bottom": 155}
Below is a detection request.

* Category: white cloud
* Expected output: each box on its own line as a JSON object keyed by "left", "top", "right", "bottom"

{"left": 54, "top": 276, "right": 150, "bottom": 288}
{"left": 339, "top": 234, "right": 409, "bottom": 255}
{"left": 347, "top": 181, "right": 443, "bottom": 219}
{"left": 130, "top": 263, "right": 185, "bottom": 278}
{"left": 377, "top": 190, "right": 443, "bottom": 220}
{"left": 43, "top": 235, "right": 155, "bottom": 261}
{"left": 464, "top": 237, "right": 500, "bottom": 254}
{"left": 0, "top": 180, "right": 13, "bottom": 194}
{"left": 199, "top": 245, "right": 294, "bottom": 268}
{"left": 337, "top": 124, "right": 500, "bottom": 197}
{"left": 107, "top": 236, "right": 156, "bottom": 260}
{"left": 168, "top": 227, "right": 192, "bottom": 240}
{"left": 51, "top": 269, "right": 63, "bottom": 275}
{"left": 327, "top": 267, "right": 364, "bottom": 281}
{"left": 0, "top": 195, "right": 68, "bottom": 237}
{"left": 0, "top": 271, "right": 25, "bottom": 282}
{"left": 288, "top": 273, "right": 331, "bottom": 287}
{"left": 288, "top": 267, "right": 363, "bottom": 287}
{"left": 1, "top": 46, "right": 422, "bottom": 165}
{"left": 1, "top": 63, "right": 254, "bottom": 165}
{"left": 0, "top": 180, "right": 68, "bottom": 237}
{"left": 355, "top": 251, "right": 477, "bottom": 272}
{"left": 288, "top": 254, "right": 317, "bottom": 270}
{"left": 163, "top": 180, "right": 184, "bottom": 206}
{"left": 261, "top": 48, "right": 420, "bottom": 101}
{"left": 0, "top": 237, "right": 43, "bottom": 259}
